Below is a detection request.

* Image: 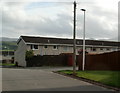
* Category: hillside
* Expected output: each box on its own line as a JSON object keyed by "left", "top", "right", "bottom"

{"left": 1, "top": 41, "right": 17, "bottom": 51}
{"left": 0, "top": 41, "right": 17, "bottom": 51}
{"left": 0, "top": 37, "right": 18, "bottom": 51}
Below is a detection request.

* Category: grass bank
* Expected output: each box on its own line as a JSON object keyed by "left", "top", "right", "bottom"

{"left": 58, "top": 70, "right": 120, "bottom": 88}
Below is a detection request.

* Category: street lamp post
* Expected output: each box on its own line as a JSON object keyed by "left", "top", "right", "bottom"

{"left": 81, "top": 9, "right": 86, "bottom": 71}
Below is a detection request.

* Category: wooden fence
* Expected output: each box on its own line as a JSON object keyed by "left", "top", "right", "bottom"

{"left": 78, "top": 51, "right": 120, "bottom": 71}
{"left": 26, "top": 54, "right": 79, "bottom": 67}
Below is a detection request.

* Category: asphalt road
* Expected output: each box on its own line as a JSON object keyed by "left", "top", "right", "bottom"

{"left": 2, "top": 67, "right": 115, "bottom": 92}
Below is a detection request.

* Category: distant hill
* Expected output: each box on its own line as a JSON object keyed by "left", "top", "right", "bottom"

{"left": 0, "top": 37, "right": 18, "bottom": 41}
{"left": 1, "top": 41, "right": 17, "bottom": 51}
{"left": 0, "top": 37, "right": 18, "bottom": 51}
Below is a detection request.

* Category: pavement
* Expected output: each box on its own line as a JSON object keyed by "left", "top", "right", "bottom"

{"left": 2, "top": 67, "right": 116, "bottom": 92}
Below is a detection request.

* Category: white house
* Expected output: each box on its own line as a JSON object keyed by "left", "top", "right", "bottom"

{"left": 14, "top": 36, "right": 119, "bottom": 67}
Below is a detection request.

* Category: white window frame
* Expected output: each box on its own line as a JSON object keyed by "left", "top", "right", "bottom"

{"left": 31, "top": 45, "right": 39, "bottom": 50}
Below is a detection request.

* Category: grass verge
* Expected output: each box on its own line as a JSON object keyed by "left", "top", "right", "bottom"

{"left": 0, "top": 63, "right": 15, "bottom": 66}
{"left": 58, "top": 70, "right": 120, "bottom": 88}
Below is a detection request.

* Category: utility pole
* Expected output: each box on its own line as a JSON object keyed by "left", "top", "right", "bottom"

{"left": 73, "top": 1, "right": 76, "bottom": 75}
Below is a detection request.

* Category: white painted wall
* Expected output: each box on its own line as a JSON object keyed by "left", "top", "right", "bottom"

{"left": 27, "top": 44, "right": 118, "bottom": 55}
{"left": 14, "top": 39, "right": 27, "bottom": 67}
{"left": 27, "top": 45, "right": 74, "bottom": 55}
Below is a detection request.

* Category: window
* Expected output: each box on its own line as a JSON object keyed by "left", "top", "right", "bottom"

{"left": 34, "top": 45, "right": 38, "bottom": 49}
{"left": 77, "top": 41, "right": 80, "bottom": 44}
{"left": 31, "top": 45, "right": 38, "bottom": 50}
{"left": 106, "top": 48, "right": 110, "bottom": 51}
{"left": 90, "top": 47, "right": 93, "bottom": 51}
{"left": 53, "top": 45, "right": 58, "bottom": 50}
{"left": 64, "top": 47, "right": 68, "bottom": 51}
{"left": 100, "top": 48, "right": 103, "bottom": 50}
{"left": 30, "top": 45, "right": 33, "bottom": 49}
{"left": 44, "top": 45, "right": 48, "bottom": 48}
{"left": 91, "top": 47, "right": 96, "bottom": 51}
{"left": 93, "top": 48, "right": 96, "bottom": 51}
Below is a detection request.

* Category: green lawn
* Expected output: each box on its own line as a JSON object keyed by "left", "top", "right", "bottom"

{"left": 58, "top": 70, "right": 120, "bottom": 88}
{"left": 0, "top": 63, "right": 15, "bottom": 66}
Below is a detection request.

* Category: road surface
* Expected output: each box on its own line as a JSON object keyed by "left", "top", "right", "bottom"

{"left": 2, "top": 67, "right": 115, "bottom": 92}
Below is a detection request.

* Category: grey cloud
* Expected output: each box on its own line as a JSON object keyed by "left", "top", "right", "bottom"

{"left": 76, "top": 13, "right": 117, "bottom": 40}
{"left": 29, "top": 14, "right": 73, "bottom": 37}
{"left": 76, "top": 2, "right": 118, "bottom": 40}
{"left": 2, "top": 9, "right": 73, "bottom": 38}
{"left": 1, "top": 1, "right": 118, "bottom": 41}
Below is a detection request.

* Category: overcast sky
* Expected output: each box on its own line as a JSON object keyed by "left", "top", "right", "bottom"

{"left": 0, "top": 0, "right": 119, "bottom": 41}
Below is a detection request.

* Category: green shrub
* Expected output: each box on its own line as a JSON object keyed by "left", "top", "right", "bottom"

{"left": 25, "top": 50, "right": 34, "bottom": 59}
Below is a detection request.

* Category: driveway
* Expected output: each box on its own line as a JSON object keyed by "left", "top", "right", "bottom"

{"left": 2, "top": 67, "right": 115, "bottom": 92}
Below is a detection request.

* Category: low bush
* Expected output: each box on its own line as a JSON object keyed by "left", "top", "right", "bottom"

{"left": 25, "top": 50, "right": 34, "bottom": 59}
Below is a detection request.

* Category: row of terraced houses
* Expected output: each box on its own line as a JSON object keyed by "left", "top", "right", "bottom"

{"left": 14, "top": 36, "right": 119, "bottom": 67}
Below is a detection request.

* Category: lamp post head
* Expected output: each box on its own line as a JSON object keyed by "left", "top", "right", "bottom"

{"left": 81, "top": 9, "right": 86, "bottom": 11}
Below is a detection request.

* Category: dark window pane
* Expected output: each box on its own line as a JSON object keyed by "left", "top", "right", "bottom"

{"left": 31, "top": 45, "right": 33, "bottom": 49}
{"left": 34, "top": 45, "right": 38, "bottom": 49}
{"left": 53, "top": 45, "right": 58, "bottom": 49}
{"left": 93, "top": 48, "right": 96, "bottom": 51}
{"left": 100, "top": 48, "right": 103, "bottom": 50}
{"left": 91, "top": 47, "right": 93, "bottom": 51}
{"left": 44, "top": 45, "right": 48, "bottom": 48}
{"left": 107, "top": 48, "right": 109, "bottom": 50}
{"left": 53, "top": 46, "right": 56, "bottom": 49}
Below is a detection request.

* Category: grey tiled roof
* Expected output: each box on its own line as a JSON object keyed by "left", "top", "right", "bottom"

{"left": 20, "top": 36, "right": 119, "bottom": 47}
